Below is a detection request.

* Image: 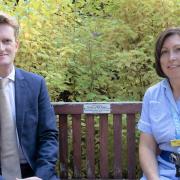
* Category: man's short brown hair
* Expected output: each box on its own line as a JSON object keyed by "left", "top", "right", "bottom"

{"left": 155, "top": 27, "right": 180, "bottom": 77}
{"left": 0, "top": 11, "right": 19, "bottom": 39}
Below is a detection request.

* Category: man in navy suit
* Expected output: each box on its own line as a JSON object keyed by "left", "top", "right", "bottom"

{"left": 0, "top": 12, "right": 58, "bottom": 180}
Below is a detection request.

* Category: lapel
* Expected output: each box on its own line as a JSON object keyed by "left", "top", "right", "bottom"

{"left": 15, "top": 68, "right": 26, "bottom": 139}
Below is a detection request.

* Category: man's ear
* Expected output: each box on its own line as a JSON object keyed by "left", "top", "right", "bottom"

{"left": 15, "top": 40, "right": 19, "bottom": 52}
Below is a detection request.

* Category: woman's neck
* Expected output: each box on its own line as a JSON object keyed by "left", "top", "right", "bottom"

{"left": 169, "top": 78, "right": 180, "bottom": 100}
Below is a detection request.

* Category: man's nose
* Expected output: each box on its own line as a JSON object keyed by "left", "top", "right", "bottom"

{"left": 0, "top": 43, "right": 5, "bottom": 51}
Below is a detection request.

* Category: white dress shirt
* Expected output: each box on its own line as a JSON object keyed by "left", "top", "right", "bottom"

{"left": 0, "top": 66, "right": 27, "bottom": 163}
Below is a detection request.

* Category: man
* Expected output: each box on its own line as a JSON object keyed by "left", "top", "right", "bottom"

{"left": 0, "top": 12, "right": 58, "bottom": 180}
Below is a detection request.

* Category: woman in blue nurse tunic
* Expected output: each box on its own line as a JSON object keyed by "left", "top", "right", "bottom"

{"left": 138, "top": 27, "right": 180, "bottom": 180}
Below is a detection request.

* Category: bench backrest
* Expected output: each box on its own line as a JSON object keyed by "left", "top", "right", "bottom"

{"left": 53, "top": 102, "right": 142, "bottom": 179}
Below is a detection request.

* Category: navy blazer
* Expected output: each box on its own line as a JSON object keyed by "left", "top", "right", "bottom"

{"left": 0, "top": 68, "right": 58, "bottom": 180}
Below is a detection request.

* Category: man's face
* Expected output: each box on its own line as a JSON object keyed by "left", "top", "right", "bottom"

{"left": 0, "top": 24, "right": 19, "bottom": 67}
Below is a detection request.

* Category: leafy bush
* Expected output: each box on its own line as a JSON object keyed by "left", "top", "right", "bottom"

{"left": 1, "top": 0, "right": 179, "bottom": 101}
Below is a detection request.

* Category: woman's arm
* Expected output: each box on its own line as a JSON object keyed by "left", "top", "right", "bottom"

{"left": 139, "top": 132, "right": 159, "bottom": 180}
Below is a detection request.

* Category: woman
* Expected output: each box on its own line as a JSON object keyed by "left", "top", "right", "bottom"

{"left": 138, "top": 27, "right": 180, "bottom": 180}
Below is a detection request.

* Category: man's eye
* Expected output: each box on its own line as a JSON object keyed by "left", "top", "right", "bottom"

{"left": 3, "top": 39, "right": 12, "bottom": 44}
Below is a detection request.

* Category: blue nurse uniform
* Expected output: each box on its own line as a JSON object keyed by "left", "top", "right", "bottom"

{"left": 137, "top": 79, "right": 180, "bottom": 180}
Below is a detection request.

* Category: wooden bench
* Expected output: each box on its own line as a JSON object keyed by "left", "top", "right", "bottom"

{"left": 53, "top": 102, "right": 142, "bottom": 179}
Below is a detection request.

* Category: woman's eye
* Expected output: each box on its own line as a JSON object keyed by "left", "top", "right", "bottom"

{"left": 161, "top": 50, "right": 168, "bottom": 55}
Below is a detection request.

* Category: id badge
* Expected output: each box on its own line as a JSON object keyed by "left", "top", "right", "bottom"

{"left": 171, "top": 139, "right": 180, "bottom": 147}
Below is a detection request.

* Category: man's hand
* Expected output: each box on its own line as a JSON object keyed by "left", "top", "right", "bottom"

{"left": 16, "top": 177, "right": 42, "bottom": 180}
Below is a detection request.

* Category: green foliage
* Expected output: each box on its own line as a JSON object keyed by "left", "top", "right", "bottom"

{"left": 0, "top": 0, "right": 179, "bottom": 101}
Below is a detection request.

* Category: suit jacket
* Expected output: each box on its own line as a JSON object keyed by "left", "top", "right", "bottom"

{"left": 13, "top": 68, "right": 58, "bottom": 180}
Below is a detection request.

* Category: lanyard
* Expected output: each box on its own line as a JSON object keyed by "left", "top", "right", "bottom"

{"left": 170, "top": 106, "right": 180, "bottom": 139}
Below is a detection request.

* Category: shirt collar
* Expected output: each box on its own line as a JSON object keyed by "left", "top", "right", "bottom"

{"left": 0, "top": 66, "right": 15, "bottom": 81}
{"left": 162, "top": 78, "right": 179, "bottom": 112}
{"left": 162, "top": 78, "right": 171, "bottom": 90}
{"left": 7, "top": 66, "right": 15, "bottom": 82}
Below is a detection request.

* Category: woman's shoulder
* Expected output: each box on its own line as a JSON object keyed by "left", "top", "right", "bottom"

{"left": 144, "top": 79, "right": 167, "bottom": 99}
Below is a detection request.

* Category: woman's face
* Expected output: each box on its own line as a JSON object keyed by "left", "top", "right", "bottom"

{"left": 160, "top": 34, "right": 180, "bottom": 80}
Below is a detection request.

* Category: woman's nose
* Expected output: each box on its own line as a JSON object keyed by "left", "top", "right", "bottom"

{"left": 169, "top": 51, "right": 177, "bottom": 61}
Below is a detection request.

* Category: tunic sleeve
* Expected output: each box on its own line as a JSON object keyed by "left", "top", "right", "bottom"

{"left": 137, "top": 89, "right": 152, "bottom": 135}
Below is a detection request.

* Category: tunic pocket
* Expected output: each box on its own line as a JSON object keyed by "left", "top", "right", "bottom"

{"left": 149, "top": 101, "right": 162, "bottom": 122}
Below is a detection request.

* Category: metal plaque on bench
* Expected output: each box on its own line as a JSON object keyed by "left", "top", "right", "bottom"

{"left": 83, "top": 103, "right": 111, "bottom": 114}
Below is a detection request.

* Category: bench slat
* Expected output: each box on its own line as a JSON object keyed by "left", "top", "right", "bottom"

{"left": 53, "top": 102, "right": 142, "bottom": 114}
{"left": 86, "top": 114, "right": 95, "bottom": 178}
{"left": 113, "top": 114, "right": 122, "bottom": 178}
{"left": 99, "top": 114, "right": 108, "bottom": 178}
{"left": 59, "top": 114, "right": 68, "bottom": 178}
{"left": 127, "top": 114, "right": 136, "bottom": 179}
{"left": 72, "top": 114, "right": 81, "bottom": 178}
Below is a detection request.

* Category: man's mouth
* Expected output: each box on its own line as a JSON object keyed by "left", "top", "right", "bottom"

{"left": 0, "top": 54, "right": 7, "bottom": 57}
